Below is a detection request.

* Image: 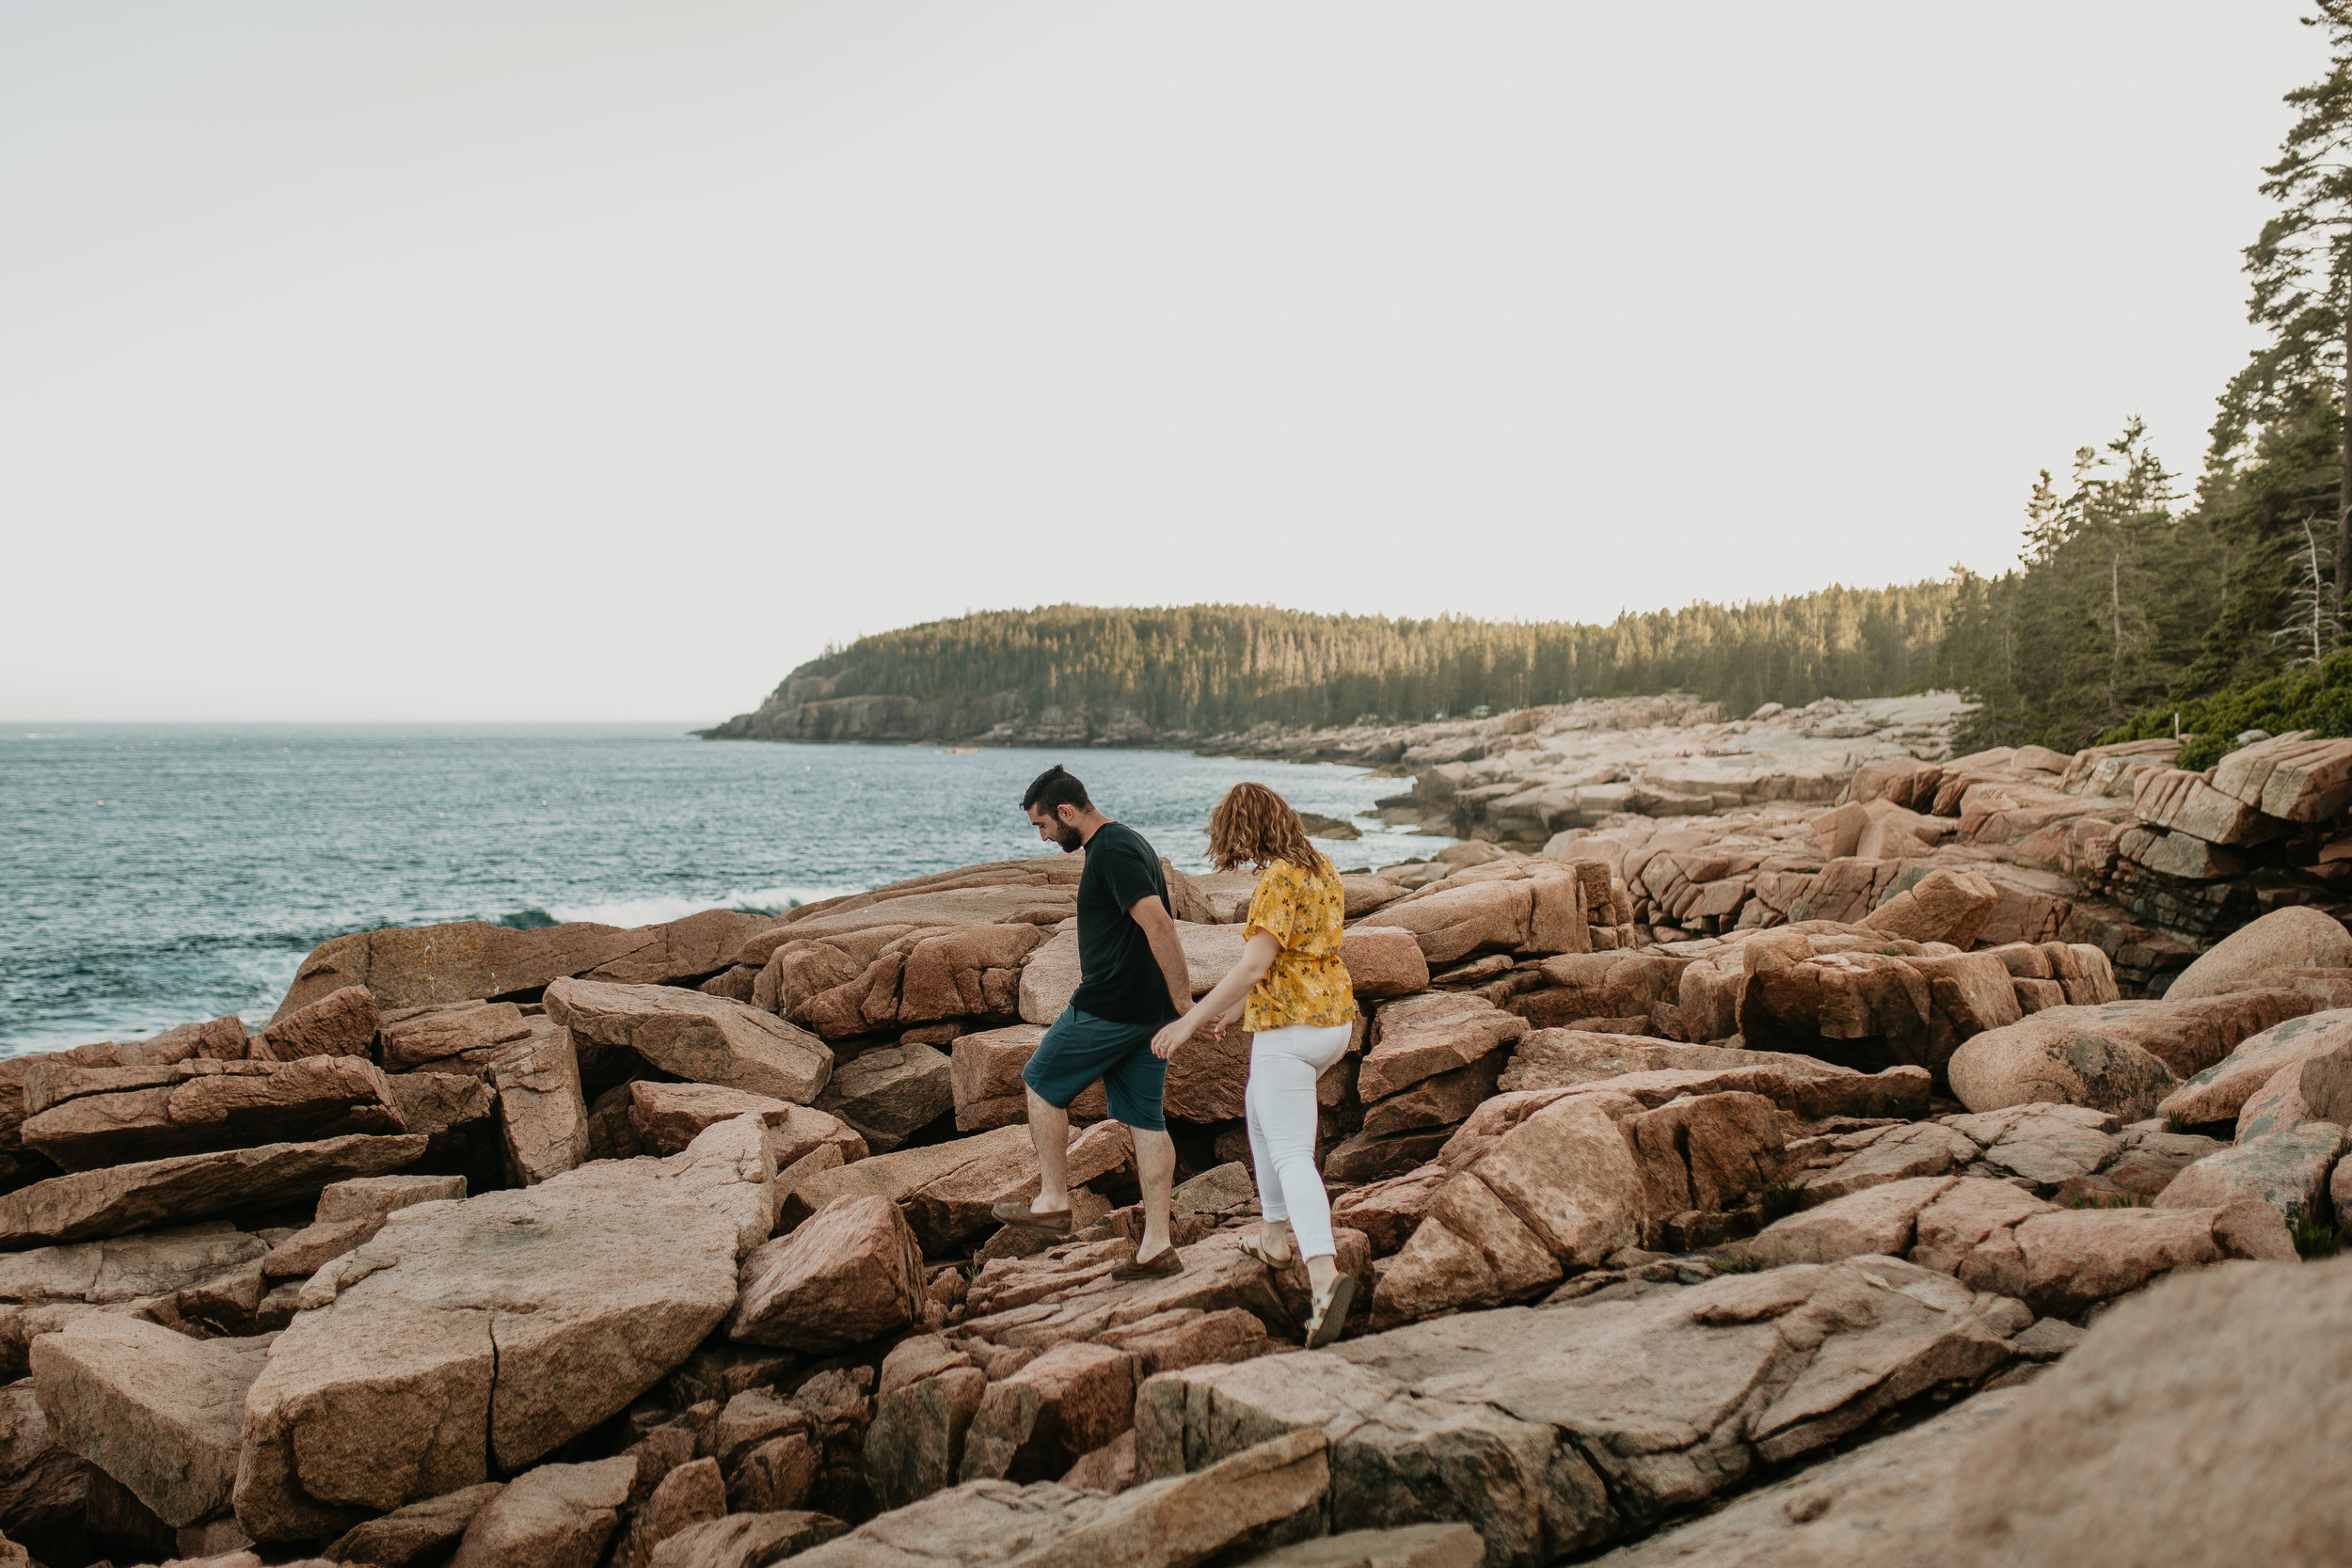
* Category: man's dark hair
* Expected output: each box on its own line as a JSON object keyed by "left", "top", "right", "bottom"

{"left": 1022, "top": 765, "right": 1091, "bottom": 816}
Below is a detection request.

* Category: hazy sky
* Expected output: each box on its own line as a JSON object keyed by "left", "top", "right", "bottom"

{"left": 0, "top": 3, "right": 2326, "bottom": 722}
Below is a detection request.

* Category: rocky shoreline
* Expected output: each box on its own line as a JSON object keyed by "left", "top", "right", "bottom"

{"left": 3, "top": 724, "right": 2352, "bottom": 1564}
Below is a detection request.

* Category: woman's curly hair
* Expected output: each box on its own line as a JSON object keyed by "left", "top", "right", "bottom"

{"left": 1207, "top": 782, "right": 1333, "bottom": 876}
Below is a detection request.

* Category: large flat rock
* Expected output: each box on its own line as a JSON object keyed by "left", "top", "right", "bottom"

{"left": 2160, "top": 1008, "right": 2352, "bottom": 1126}
{"left": 0, "top": 1134, "right": 428, "bottom": 1248}
{"left": 275, "top": 919, "right": 655, "bottom": 1020}
{"left": 0, "top": 1223, "right": 271, "bottom": 1309}
{"left": 816, "top": 1043, "right": 954, "bottom": 1151}
{"left": 0, "top": 1223, "right": 275, "bottom": 1379}
{"left": 1589, "top": 1386, "right": 2023, "bottom": 1567}
{"left": 1738, "top": 934, "right": 2022, "bottom": 1077}
{"left": 19, "top": 1056, "right": 407, "bottom": 1172}
{"left": 233, "top": 1118, "right": 773, "bottom": 1542}
{"left": 277, "top": 910, "right": 791, "bottom": 1022}
{"left": 1945, "top": 1253, "right": 2352, "bottom": 1566}
{"left": 786, "top": 885, "right": 1078, "bottom": 943}
{"left": 447, "top": 1454, "right": 636, "bottom": 1568}
{"left": 1498, "top": 1031, "right": 1841, "bottom": 1095}
{"left": 30, "top": 1315, "right": 275, "bottom": 1527}
{"left": 1950, "top": 1199, "right": 2292, "bottom": 1317}
{"left": 795, "top": 1429, "right": 1327, "bottom": 1567}
{"left": 1947, "top": 992, "right": 2312, "bottom": 1117}
{"left": 1359, "top": 993, "right": 1527, "bottom": 1101}
{"left": 2156, "top": 1123, "right": 2349, "bottom": 1228}
{"left": 729, "top": 1196, "right": 926, "bottom": 1352}
{"left": 379, "top": 999, "right": 540, "bottom": 1074}
{"left": 545, "top": 979, "right": 832, "bottom": 1104}
{"left": 1138, "top": 1257, "right": 2012, "bottom": 1564}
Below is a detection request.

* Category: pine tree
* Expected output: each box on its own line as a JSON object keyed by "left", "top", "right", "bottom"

{"left": 2220, "top": 3, "right": 2352, "bottom": 616}
{"left": 1945, "top": 420, "right": 2218, "bottom": 751}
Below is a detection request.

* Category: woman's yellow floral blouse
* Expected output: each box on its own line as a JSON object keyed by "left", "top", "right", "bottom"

{"left": 1240, "top": 859, "right": 1359, "bottom": 1031}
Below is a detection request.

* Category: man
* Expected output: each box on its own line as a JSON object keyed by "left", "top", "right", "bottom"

{"left": 994, "top": 764, "right": 1192, "bottom": 1276}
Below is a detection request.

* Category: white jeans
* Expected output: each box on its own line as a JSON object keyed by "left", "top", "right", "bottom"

{"left": 1245, "top": 1022, "right": 1352, "bottom": 1260}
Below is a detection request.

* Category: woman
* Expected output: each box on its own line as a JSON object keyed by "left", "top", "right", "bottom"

{"left": 1151, "top": 782, "right": 1358, "bottom": 1346}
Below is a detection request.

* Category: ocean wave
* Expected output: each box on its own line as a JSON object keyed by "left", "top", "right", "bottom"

{"left": 520, "top": 884, "right": 866, "bottom": 929}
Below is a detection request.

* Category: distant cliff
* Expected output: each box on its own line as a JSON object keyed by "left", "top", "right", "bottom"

{"left": 695, "top": 668, "right": 1182, "bottom": 747}
{"left": 697, "top": 594, "right": 1961, "bottom": 747}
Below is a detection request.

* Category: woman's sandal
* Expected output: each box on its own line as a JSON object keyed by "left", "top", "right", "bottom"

{"left": 1237, "top": 1229, "right": 1295, "bottom": 1270}
{"left": 1303, "top": 1274, "right": 1357, "bottom": 1350}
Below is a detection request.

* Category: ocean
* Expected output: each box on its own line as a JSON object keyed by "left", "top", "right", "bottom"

{"left": 0, "top": 723, "right": 1449, "bottom": 1057}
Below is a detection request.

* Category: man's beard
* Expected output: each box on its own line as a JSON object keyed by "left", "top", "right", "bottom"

{"left": 1051, "top": 821, "right": 1084, "bottom": 852}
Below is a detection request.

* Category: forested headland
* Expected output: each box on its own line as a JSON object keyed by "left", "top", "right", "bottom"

{"left": 711, "top": 12, "right": 2352, "bottom": 760}
{"left": 712, "top": 591, "right": 1960, "bottom": 741}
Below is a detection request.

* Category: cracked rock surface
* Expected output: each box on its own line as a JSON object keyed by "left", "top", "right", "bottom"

{"left": 1138, "top": 1256, "right": 2012, "bottom": 1564}
{"left": 233, "top": 1117, "right": 772, "bottom": 1542}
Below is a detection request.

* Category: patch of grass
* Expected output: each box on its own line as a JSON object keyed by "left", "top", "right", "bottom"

{"left": 1710, "top": 1251, "right": 1761, "bottom": 1275}
{"left": 2294, "top": 1215, "right": 2341, "bottom": 1260}
{"left": 1759, "top": 1181, "right": 1805, "bottom": 1224}
{"left": 2166, "top": 1111, "right": 2188, "bottom": 1133}
{"left": 1877, "top": 945, "right": 1907, "bottom": 958}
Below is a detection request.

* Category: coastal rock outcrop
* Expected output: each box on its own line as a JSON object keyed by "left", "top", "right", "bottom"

{"left": 18, "top": 1055, "right": 408, "bottom": 1171}
{"left": 1138, "top": 1258, "right": 2011, "bottom": 1561}
{"left": 234, "top": 1118, "right": 771, "bottom": 1541}
{"left": 25, "top": 714, "right": 2352, "bottom": 1568}
{"left": 0, "top": 1134, "right": 428, "bottom": 1248}
{"left": 728, "top": 1196, "right": 926, "bottom": 1352}
{"left": 544, "top": 979, "right": 833, "bottom": 1104}
{"left": 30, "top": 1316, "right": 275, "bottom": 1528}
{"left": 1943, "top": 1254, "right": 2352, "bottom": 1566}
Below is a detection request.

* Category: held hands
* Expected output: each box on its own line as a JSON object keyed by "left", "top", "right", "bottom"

{"left": 1152, "top": 1003, "right": 1238, "bottom": 1059}
{"left": 1151, "top": 1001, "right": 1201, "bottom": 1059}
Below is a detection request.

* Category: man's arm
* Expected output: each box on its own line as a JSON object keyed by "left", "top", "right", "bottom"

{"left": 1129, "top": 895, "right": 1193, "bottom": 1019}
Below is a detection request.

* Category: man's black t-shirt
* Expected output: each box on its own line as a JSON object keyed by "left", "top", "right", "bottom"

{"left": 1069, "top": 821, "right": 1179, "bottom": 1025}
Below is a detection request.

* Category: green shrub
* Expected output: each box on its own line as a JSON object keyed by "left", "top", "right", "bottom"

{"left": 2103, "top": 648, "right": 2352, "bottom": 771}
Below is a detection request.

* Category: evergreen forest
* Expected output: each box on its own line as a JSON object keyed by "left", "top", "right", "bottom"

{"left": 773, "top": 11, "right": 2352, "bottom": 764}
{"left": 777, "top": 590, "right": 1959, "bottom": 736}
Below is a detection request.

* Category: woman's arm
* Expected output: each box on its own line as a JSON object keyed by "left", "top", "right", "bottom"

{"left": 1152, "top": 932, "right": 1279, "bottom": 1058}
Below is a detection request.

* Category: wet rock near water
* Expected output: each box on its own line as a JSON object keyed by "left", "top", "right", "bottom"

{"left": 6, "top": 728, "right": 2352, "bottom": 1567}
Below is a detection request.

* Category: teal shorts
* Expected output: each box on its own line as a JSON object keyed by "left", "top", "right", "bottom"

{"left": 1021, "top": 1006, "right": 1168, "bottom": 1132}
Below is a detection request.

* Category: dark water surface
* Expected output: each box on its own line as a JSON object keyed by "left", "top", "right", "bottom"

{"left": 0, "top": 723, "right": 1444, "bottom": 1056}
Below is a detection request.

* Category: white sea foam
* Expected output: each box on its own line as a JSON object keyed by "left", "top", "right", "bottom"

{"left": 538, "top": 884, "right": 863, "bottom": 928}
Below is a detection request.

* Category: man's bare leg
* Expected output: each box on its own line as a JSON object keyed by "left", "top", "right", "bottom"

{"left": 1135, "top": 1128, "right": 1177, "bottom": 1259}
{"left": 1026, "top": 1087, "right": 1072, "bottom": 1214}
